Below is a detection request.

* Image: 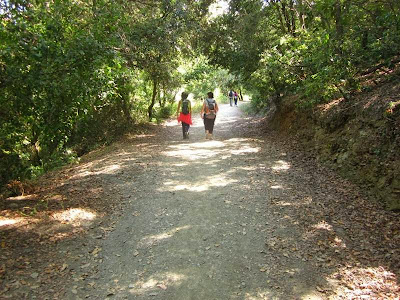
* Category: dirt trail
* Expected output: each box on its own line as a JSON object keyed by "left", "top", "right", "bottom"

{"left": 59, "top": 103, "right": 399, "bottom": 300}
{"left": 64, "top": 103, "right": 328, "bottom": 299}
{"left": 4, "top": 102, "right": 398, "bottom": 299}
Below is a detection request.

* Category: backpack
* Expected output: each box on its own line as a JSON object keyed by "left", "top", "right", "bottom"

{"left": 205, "top": 99, "right": 216, "bottom": 119}
{"left": 206, "top": 99, "right": 216, "bottom": 112}
{"left": 181, "top": 99, "right": 190, "bottom": 115}
{"left": 229, "top": 91, "right": 233, "bottom": 97}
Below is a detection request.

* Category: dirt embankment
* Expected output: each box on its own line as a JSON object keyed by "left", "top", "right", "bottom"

{"left": 267, "top": 70, "right": 400, "bottom": 210}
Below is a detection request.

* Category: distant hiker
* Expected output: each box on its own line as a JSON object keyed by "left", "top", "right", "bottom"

{"left": 176, "top": 92, "right": 192, "bottom": 140}
{"left": 234, "top": 91, "right": 238, "bottom": 106}
{"left": 238, "top": 90, "right": 244, "bottom": 102}
{"left": 201, "top": 92, "right": 219, "bottom": 140}
{"left": 228, "top": 90, "right": 234, "bottom": 107}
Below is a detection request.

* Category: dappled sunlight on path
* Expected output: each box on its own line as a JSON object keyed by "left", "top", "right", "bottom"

{"left": 5, "top": 102, "right": 397, "bottom": 299}
{"left": 164, "top": 138, "right": 260, "bottom": 161}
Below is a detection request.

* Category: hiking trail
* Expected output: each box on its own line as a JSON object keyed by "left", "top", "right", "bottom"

{"left": 3, "top": 102, "right": 399, "bottom": 299}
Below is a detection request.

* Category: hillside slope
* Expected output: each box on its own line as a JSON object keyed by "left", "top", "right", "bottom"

{"left": 267, "top": 68, "right": 400, "bottom": 210}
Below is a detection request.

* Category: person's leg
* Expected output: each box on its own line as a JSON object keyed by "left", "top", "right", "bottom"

{"left": 234, "top": 97, "right": 238, "bottom": 106}
{"left": 204, "top": 118, "right": 212, "bottom": 139}
{"left": 208, "top": 118, "right": 215, "bottom": 139}
{"left": 183, "top": 123, "right": 189, "bottom": 139}
{"left": 182, "top": 123, "right": 186, "bottom": 139}
{"left": 209, "top": 119, "right": 215, "bottom": 133}
{"left": 230, "top": 97, "right": 233, "bottom": 106}
{"left": 204, "top": 118, "right": 209, "bottom": 139}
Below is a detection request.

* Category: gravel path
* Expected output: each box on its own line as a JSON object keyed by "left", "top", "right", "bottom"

{"left": 56, "top": 103, "right": 318, "bottom": 299}
{"left": 49, "top": 102, "right": 398, "bottom": 299}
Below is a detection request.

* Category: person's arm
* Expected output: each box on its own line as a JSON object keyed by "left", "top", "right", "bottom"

{"left": 215, "top": 102, "right": 219, "bottom": 113}
{"left": 189, "top": 101, "right": 192, "bottom": 114}
{"left": 176, "top": 100, "right": 181, "bottom": 119}
{"left": 200, "top": 101, "right": 205, "bottom": 118}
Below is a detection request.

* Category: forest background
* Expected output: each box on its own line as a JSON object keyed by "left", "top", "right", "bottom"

{"left": 1, "top": 0, "right": 399, "bottom": 209}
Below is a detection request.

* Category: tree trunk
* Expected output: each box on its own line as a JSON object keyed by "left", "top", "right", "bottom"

{"left": 158, "top": 85, "right": 163, "bottom": 107}
{"left": 30, "top": 126, "right": 41, "bottom": 166}
{"left": 273, "top": 0, "right": 286, "bottom": 33}
{"left": 289, "top": 0, "right": 296, "bottom": 36}
{"left": 148, "top": 79, "right": 157, "bottom": 121}
{"left": 361, "top": 31, "right": 368, "bottom": 50}
{"left": 281, "top": 1, "right": 292, "bottom": 34}
{"left": 335, "top": 0, "right": 344, "bottom": 41}
{"left": 269, "top": 72, "right": 282, "bottom": 109}
{"left": 296, "top": 0, "right": 306, "bottom": 30}
{"left": 121, "top": 97, "right": 133, "bottom": 124}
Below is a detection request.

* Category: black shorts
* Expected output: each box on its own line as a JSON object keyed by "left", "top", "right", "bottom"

{"left": 203, "top": 116, "right": 215, "bottom": 133}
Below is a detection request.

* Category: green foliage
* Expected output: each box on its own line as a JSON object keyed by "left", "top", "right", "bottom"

{"left": 204, "top": 0, "right": 400, "bottom": 112}
{"left": 1, "top": 1, "right": 130, "bottom": 185}
{"left": 0, "top": 0, "right": 213, "bottom": 188}
{"left": 179, "top": 55, "right": 248, "bottom": 110}
{"left": 154, "top": 103, "right": 176, "bottom": 122}
{"left": 182, "top": 56, "right": 232, "bottom": 99}
{"left": 240, "top": 102, "right": 259, "bottom": 116}
{"left": 190, "top": 99, "right": 206, "bottom": 114}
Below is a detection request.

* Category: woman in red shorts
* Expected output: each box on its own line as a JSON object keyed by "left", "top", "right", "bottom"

{"left": 176, "top": 92, "right": 192, "bottom": 139}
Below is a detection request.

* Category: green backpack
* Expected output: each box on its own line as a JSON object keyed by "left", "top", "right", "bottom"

{"left": 182, "top": 99, "right": 190, "bottom": 115}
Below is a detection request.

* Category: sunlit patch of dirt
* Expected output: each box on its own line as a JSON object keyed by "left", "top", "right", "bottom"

{"left": 129, "top": 272, "right": 186, "bottom": 295}
{"left": 139, "top": 225, "right": 191, "bottom": 247}
{"left": 332, "top": 266, "right": 400, "bottom": 299}
{"left": 0, "top": 216, "right": 27, "bottom": 228}
{"left": 318, "top": 97, "right": 346, "bottom": 113}
{"left": 51, "top": 208, "right": 97, "bottom": 226}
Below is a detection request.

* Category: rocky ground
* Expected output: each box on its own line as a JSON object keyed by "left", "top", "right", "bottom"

{"left": 1, "top": 102, "right": 399, "bottom": 299}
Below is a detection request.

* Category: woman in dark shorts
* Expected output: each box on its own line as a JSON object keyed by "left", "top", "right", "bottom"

{"left": 200, "top": 92, "right": 219, "bottom": 140}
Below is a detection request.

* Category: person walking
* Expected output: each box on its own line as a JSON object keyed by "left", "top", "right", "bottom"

{"left": 201, "top": 92, "right": 219, "bottom": 140}
{"left": 176, "top": 92, "right": 192, "bottom": 140}
{"left": 228, "top": 90, "right": 234, "bottom": 107}
{"left": 234, "top": 91, "right": 238, "bottom": 106}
